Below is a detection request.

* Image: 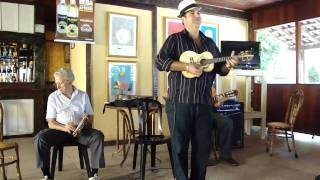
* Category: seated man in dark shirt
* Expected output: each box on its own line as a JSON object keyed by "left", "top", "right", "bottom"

{"left": 208, "top": 87, "right": 239, "bottom": 166}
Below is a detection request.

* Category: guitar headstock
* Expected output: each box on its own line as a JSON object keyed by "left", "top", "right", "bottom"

{"left": 237, "top": 50, "right": 254, "bottom": 62}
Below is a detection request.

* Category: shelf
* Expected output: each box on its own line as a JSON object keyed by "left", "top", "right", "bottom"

{"left": 244, "top": 111, "right": 265, "bottom": 119}
{"left": 216, "top": 69, "right": 267, "bottom": 139}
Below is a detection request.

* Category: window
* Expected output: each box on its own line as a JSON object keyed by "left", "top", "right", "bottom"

{"left": 255, "top": 17, "right": 320, "bottom": 84}
{"left": 299, "top": 17, "right": 320, "bottom": 84}
{"left": 256, "top": 23, "right": 296, "bottom": 84}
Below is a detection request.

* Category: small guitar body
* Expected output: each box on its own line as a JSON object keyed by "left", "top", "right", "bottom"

{"left": 180, "top": 51, "right": 215, "bottom": 78}
{"left": 179, "top": 50, "right": 254, "bottom": 78}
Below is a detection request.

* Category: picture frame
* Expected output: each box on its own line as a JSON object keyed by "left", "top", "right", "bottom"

{"left": 107, "top": 13, "right": 137, "bottom": 57}
{"left": 163, "top": 17, "right": 184, "bottom": 40}
{"left": 200, "top": 22, "right": 219, "bottom": 47}
{"left": 108, "top": 61, "right": 137, "bottom": 101}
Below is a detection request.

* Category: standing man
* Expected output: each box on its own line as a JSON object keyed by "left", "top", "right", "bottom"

{"left": 34, "top": 68, "right": 105, "bottom": 180}
{"left": 155, "top": 0, "right": 238, "bottom": 179}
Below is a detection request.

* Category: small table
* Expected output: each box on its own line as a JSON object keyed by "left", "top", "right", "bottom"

{"left": 102, "top": 95, "right": 155, "bottom": 164}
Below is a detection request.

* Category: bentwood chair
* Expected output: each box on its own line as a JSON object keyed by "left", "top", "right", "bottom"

{"left": 266, "top": 88, "right": 304, "bottom": 158}
{"left": 120, "top": 98, "right": 174, "bottom": 180}
{"left": 0, "top": 102, "right": 22, "bottom": 180}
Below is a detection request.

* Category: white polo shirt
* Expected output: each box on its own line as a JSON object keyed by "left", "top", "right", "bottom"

{"left": 46, "top": 87, "right": 94, "bottom": 125}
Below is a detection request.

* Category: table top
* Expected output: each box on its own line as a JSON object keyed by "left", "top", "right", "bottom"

{"left": 103, "top": 95, "right": 155, "bottom": 113}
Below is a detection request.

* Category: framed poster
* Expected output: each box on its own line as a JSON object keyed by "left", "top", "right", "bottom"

{"left": 55, "top": 0, "right": 95, "bottom": 43}
{"left": 200, "top": 22, "right": 219, "bottom": 46}
{"left": 107, "top": 13, "right": 137, "bottom": 57}
{"left": 163, "top": 17, "right": 184, "bottom": 39}
{"left": 108, "top": 62, "right": 137, "bottom": 101}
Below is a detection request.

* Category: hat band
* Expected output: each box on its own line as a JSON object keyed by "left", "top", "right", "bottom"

{"left": 179, "top": 3, "right": 198, "bottom": 17}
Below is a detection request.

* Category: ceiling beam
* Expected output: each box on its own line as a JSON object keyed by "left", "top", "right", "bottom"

{"left": 96, "top": 0, "right": 250, "bottom": 20}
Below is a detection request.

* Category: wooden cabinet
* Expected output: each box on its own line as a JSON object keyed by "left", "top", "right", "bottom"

{"left": 0, "top": 2, "right": 34, "bottom": 33}
{"left": 1, "top": 2, "right": 19, "bottom": 32}
{"left": 0, "top": 31, "right": 45, "bottom": 136}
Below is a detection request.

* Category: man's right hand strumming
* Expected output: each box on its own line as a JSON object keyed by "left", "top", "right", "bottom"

{"left": 187, "top": 63, "right": 203, "bottom": 77}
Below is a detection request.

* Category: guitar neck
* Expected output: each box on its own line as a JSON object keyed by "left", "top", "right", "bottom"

{"left": 201, "top": 56, "right": 232, "bottom": 66}
{"left": 212, "top": 93, "right": 227, "bottom": 101}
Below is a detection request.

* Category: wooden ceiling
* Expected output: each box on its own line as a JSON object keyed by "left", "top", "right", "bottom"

{"left": 20, "top": 0, "right": 294, "bottom": 31}
{"left": 198, "top": 0, "right": 288, "bottom": 11}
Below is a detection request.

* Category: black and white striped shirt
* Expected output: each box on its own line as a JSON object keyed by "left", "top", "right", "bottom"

{"left": 155, "top": 29, "right": 228, "bottom": 105}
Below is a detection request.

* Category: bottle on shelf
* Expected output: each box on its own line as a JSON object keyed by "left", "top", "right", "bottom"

{"left": 2, "top": 44, "right": 8, "bottom": 58}
{"left": 57, "top": 0, "right": 68, "bottom": 34}
{"left": 19, "top": 60, "right": 27, "bottom": 82}
{"left": 0, "top": 42, "right": 35, "bottom": 83}
{"left": 67, "top": 0, "right": 79, "bottom": 38}
{"left": 27, "top": 60, "right": 34, "bottom": 82}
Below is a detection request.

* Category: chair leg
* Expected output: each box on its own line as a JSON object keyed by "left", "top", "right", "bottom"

{"left": 15, "top": 146, "right": 22, "bottom": 180}
{"left": 269, "top": 128, "right": 276, "bottom": 156}
{"left": 167, "top": 141, "right": 175, "bottom": 178}
{"left": 58, "top": 146, "right": 64, "bottom": 171}
{"left": 51, "top": 146, "right": 59, "bottom": 180}
{"left": 140, "top": 144, "right": 147, "bottom": 180}
{"left": 77, "top": 146, "right": 84, "bottom": 169}
{"left": 1, "top": 150, "right": 7, "bottom": 180}
{"left": 285, "top": 130, "right": 291, "bottom": 152}
{"left": 151, "top": 145, "right": 156, "bottom": 168}
{"left": 132, "top": 143, "right": 139, "bottom": 170}
{"left": 81, "top": 146, "right": 92, "bottom": 178}
{"left": 266, "top": 128, "right": 270, "bottom": 152}
{"left": 291, "top": 133, "right": 298, "bottom": 158}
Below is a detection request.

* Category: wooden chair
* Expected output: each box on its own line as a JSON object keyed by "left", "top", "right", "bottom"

{"left": 266, "top": 88, "right": 304, "bottom": 158}
{"left": 0, "top": 102, "right": 22, "bottom": 180}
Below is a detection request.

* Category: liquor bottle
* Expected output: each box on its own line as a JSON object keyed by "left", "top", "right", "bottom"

{"left": 19, "top": 43, "right": 28, "bottom": 57}
{"left": 8, "top": 46, "right": 13, "bottom": 58}
{"left": 57, "top": 0, "right": 68, "bottom": 34}
{"left": 12, "top": 43, "right": 18, "bottom": 58}
{"left": 0, "top": 62, "right": 3, "bottom": 82}
{"left": 19, "top": 61, "right": 27, "bottom": 82}
{"left": 67, "top": 0, "right": 79, "bottom": 38}
{"left": 12, "top": 61, "right": 18, "bottom": 82}
{"left": 2, "top": 45, "right": 7, "bottom": 58}
{"left": 27, "top": 60, "right": 34, "bottom": 82}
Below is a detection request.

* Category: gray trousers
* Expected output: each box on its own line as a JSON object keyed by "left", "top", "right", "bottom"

{"left": 212, "top": 112, "right": 233, "bottom": 158}
{"left": 34, "top": 128, "right": 105, "bottom": 169}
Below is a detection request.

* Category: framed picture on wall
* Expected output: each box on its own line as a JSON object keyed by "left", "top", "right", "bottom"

{"left": 200, "top": 22, "right": 219, "bottom": 46}
{"left": 163, "top": 17, "right": 184, "bottom": 40}
{"left": 108, "top": 61, "right": 137, "bottom": 101}
{"left": 107, "top": 13, "right": 137, "bottom": 57}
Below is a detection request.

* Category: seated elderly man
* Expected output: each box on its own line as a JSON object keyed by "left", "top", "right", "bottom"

{"left": 34, "top": 68, "right": 105, "bottom": 180}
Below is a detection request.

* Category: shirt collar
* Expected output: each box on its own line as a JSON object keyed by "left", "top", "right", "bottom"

{"left": 57, "top": 86, "right": 79, "bottom": 99}
{"left": 181, "top": 29, "right": 208, "bottom": 42}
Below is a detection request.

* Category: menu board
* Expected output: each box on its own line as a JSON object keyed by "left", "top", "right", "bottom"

{"left": 55, "top": 0, "right": 95, "bottom": 43}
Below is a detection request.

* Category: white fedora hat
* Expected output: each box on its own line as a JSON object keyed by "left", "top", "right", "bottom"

{"left": 177, "top": 0, "right": 201, "bottom": 18}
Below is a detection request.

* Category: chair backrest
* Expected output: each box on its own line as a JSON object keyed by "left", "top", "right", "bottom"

{"left": 0, "top": 102, "right": 3, "bottom": 141}
{"left": 136, "top": 98, "right": 163, "bottom": 136}
{"left": 284, "top": 88, "right": 304, "bottom": 128}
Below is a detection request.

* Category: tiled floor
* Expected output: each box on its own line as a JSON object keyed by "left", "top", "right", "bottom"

{"left": 2, "top": 133, "right": 320, "bottom": 180}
